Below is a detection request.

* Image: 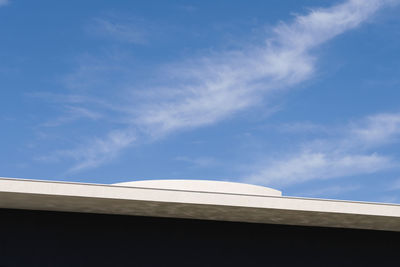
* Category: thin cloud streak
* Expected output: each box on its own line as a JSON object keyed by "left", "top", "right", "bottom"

{"left": 350, "top": 113, "right": 400, "bottom": 148}
{"left": 87, "top": 18, "right": 148, "bottom": 45}
{"left": 277, "top": 121, "right": 329, "bottom": 134}
{"left": 58, "top": 130, "right": 136, "bottom": 172}
{"left": 0, "top": 0, "right": 9, "bottom": 7}
{"left": 246, "top": 113, "right": 400, "bottom": 187}
{"left": 247, "top": 152, "right": 393, "bottom": 186}
{"left": 53, "top": 0, "right": 397, "bottom": 172}
{"left": 41, "top": 106, "right": 103, "bottom": 127}
{"left": 174, "top": 156, "right": 218, "bottom": 168}
{"left": 387, "top": 178, "right": 400, "bottom": 191}
{"left": 134, "top": 0, "right": 388, "bottom": 136}
{"left": 294, "top": 185, "right": 361, "bottom": 198}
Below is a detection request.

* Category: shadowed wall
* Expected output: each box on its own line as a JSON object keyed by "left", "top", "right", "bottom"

{"left": 0, "top": 208, "right": 399, "bottom": 266}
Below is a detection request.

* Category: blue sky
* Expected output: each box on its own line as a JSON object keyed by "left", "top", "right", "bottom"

{"left": 1, "top": 0, "right": 400, "bottom": 203}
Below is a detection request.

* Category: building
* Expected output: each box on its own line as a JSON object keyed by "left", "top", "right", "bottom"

{"left": 0, "top": 177, "right": 399, "bottom": 266}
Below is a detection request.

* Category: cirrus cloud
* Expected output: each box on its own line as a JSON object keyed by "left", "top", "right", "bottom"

{"left": 42, "top": 0, "right": 399, "bottom": 172}
{"left": 0, "top": 0, "right": 9, "bottom": 7}
{"left": 245, "top": 112, "right": 400, "bottom": 187}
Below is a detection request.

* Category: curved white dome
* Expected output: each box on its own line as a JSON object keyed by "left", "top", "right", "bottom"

{"left": 113, "top": 180, "right": 281, "bottom": 196}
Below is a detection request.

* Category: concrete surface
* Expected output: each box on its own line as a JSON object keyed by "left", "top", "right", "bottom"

{"left": 1, "top": 177, "right": 400, "bottom": 231}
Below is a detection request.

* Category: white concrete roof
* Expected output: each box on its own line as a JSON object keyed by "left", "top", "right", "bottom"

{"left": 1, "top": 177, "right": 400, "bottom": 232}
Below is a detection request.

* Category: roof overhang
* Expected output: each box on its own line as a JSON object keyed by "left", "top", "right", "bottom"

{"left": 1, "top": 177, "right": 400, "bottom": 232}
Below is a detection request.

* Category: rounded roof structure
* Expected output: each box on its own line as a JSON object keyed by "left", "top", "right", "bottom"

{"left": 113, "top": 179, "right": 282, "bottom": 196}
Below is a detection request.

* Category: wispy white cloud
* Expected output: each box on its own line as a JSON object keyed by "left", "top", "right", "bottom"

{"left": 246, "top": 112, "right": 400, "bottom": 186}
{"left": 41, "top": 106, "right": 102, "bottom": 127}
{"left": 28, "top": 92, "right": 123, "bottom": 112}
{"left": 387, "top": 178, "right": 400, "bottom": 191}
{"left": 62, "top": 53, "right": 133, "bottom": 91}
{"left": 377, "top": 195, "right": 399, "bottom": 203}
{"left": 0, "top": 0, "right": 9, "bottom": 7}
{"left": 177, "top": 5, "right": 197, "bottom": 12}
{"left": 48, "top": 0, "right": 398, "bottom": 171}
{"left": 277, "top": 121, "right": 329, "bottom": 134}
{"left": 57, "top": 130, "right": 136, "bottom": 172}
{"left": 350, "top": 113, "right": 400, "bottom": 148}
{"left": 174, "top": 156, "right": 218, "bottom": 168}
{"left": 294, "top": 184, "right": 361, "bottom": 198}
{"left": 87, "top": 17, "right": 148, "bottom": 44}
{"left": 131, "top": 0, "right": 396, "bottom": 137}
{"left": 248, "top": 151, "right": 393, "bottom": 186}
{"left": 28, "top": 92, "right": 124, "bottom": 128}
